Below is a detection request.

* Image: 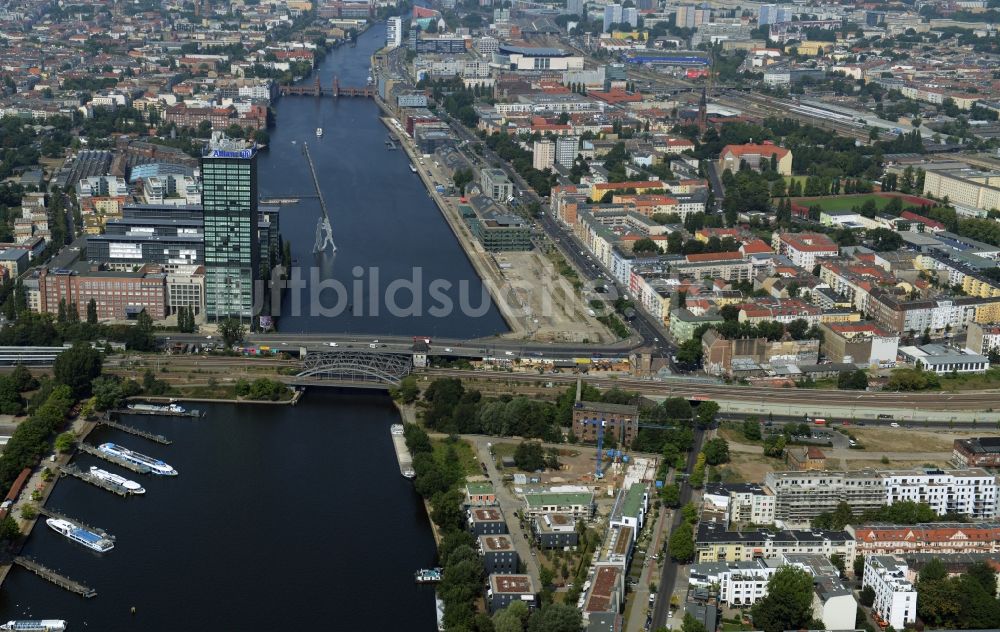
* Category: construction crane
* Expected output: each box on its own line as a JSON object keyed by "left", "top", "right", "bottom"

{"left": 579, "top": 417, "right": 607, "bottom": 479}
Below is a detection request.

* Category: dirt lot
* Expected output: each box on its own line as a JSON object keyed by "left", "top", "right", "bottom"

{"left": 727, "top": 452, "right": 782, "bottom": 482}
{"left": 493, "top": 251, "right": 614, "bottom": 344}
{"left": 848, "top": 428, "right": 960, "bottom": 453}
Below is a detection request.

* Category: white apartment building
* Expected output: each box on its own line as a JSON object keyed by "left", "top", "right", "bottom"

{"left": 882, "top": 468, "right": 998, "bottom": 519}
{"left": 555, "top": 135, "right": 580, "bottom": 168}
{"left": 863, "top": 556, "right": 918, "bottom": 630}
{"left": 704, "top": 483, "right": 776, "bottom": 525}
{"left": 76, "top": 175, "right": 128, "bottom": 198}
{"left": 386, "top": 16, "right": 403, "bottom": 48}
{"left": 689, "top": 558, "right": 780, "bottom": 607}
{"left": 766, "top": 468, "right": 1000, "bottom": 527}
{"left": 532, "top": 140, "right": 554, "bottom": 171}
{"left": 771, "top": 231, "right": 839, "bottom": 269}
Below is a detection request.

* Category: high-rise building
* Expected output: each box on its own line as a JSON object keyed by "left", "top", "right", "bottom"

{"left": 622, "top": 6, "right": 638, "bottom": 27}
{"left": 636, "top": 0, "right": 654, "bottom": 10}
{"left": 603, "top": 3, "right": 622, "bottom": 31}
{"left": 566, "top": 0, "right": 583, "bottom": 15}
{"left": 759, "top": 4, "right": 792, "bottom": 25}
{"left": 555, "top": 136, "right": 580, "bottom": 168}
{"left": 532, "top": 140, "right": 555, "bottom": 171}
{"left": 387, "top": 16, "right": 403, "bottom": 48}
{"left": 201, "top": 132, "right": 259, "bottom": 323}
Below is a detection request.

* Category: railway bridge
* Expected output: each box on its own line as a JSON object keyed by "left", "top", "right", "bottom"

{"left": 279, "top": 75, "right": 376, "bottom": 98}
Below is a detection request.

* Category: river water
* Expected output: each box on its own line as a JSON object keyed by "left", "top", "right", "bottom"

{"left": 260, "top": 22, "right": 507, "bottom": 337}
{"left": 0, "top": 392, "right": 439, "bottom": 629}
{"left": 0, "top": 23, "right": 464, "bottom": 629}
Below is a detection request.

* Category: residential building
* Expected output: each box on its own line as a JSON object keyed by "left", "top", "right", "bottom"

{"left": 695, "top": 523, "right": 857, "bottom": 563}
{"left": 764, "top": 470, "right": 887, "bottom": 527}
{"left": 487, "top": 574, "right": 535, "bottom": 613}
{"left": 953, "top": 437, "right": 1000, "bottom": 469}
{"left": 468, "top": 507, "right": 508, "bottom": 536}
{"left": 467, "top": 211, "right": 532, "bottom": 251}
{"left": 0, "top": 248, "right": 29, "bottom": 280}
{"left": 718, "top": 142, "right": 792, "bottom": 176}
{"left": 603, "top": 4, "right": 622, "bottom": 32}
{"left": 783, "top": 554, "right": 858, "bottom": 631}
{"left": 609, "top": 483, "right": 648, "bottom": 537}
{"left": 522, "top": 492, "right": 594, "bottom": 520}
{"left": 786, "top": 447, "right": 828, "bottom": 471}
{"left": 466, "top": 482, "right": 497, "bottom": 507}
{"left": 688, "top": 558, "right": 780, "bottom": 606}
{"left": 848, "top": 522, "right": 1000, "bottom": 555}
{"left": 76, "top": 175, "right": 128, "bottom": 198}
{"left": 772, "top": 232, "right": 838, "bottom": 269}
{"left": 966, "top": 321, "right": 1000, "bottom": 356}
{"left": 532, "top": 140, "right": 554, "bottom": 171}
{"left": 703, "top": 483, "right": 776, "bottom": 526}
{"left": 863, "top": 556, "right": 918, "bottom": 630}
{"left": 533, "top": 513, "right": 579, "bottom": 549}
{"left": 766, "top": 468, "right": 1000, "bottom": 527}
{"left": 922, "top": 166, "right": 1000, "bottom": 216}
{"left": 480, "top": 168, "right": 513, "bottom": 201}
{"left": 583, "top": 565, "right": 626, "bottom": 620}
{"left": 555, "top": 136, "right": 580, "bottom": 168}
{"left": 701, "top": 330, "right": 820, "bottom": 378}
{"left": 479, "top": 535, "right": 519, "bottom": 574}
{"left": 201, "top": 133, "right": 259, "bottom": 322}
{"left": 386, "top": 16, "right": 403, "bottom": 48}
{"left": 882, "top": 468, "right": 998, "bottom": 518}
{"left": 669, "top": 308, "right": 724, "bottom": 342}
{"left": 759, "top": 4, "right": 793, "bottom": 25}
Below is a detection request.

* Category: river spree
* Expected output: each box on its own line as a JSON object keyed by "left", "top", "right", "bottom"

{"left": 260, "top": 22, "right": 507, "bottom": 337}
{"left": 0, "top": 391, "right": 438, "bottom": 629}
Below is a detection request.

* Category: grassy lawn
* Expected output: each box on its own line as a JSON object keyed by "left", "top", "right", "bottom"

{"left": 793, "top": 194, "right": 890, "bottom": 212}
{"left": 432, "top": 437, "right": 481, "bottom": 477}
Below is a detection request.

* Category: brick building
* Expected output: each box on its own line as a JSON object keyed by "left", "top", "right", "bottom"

{"left": 953, "top": 437, "right": 1000, "bottom": 469}
{"left": 37, "top": 263, "right": 167, "bottom": 321}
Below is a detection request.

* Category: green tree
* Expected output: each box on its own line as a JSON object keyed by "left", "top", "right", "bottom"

{"left": 86, "top": 298, "right": 98, "bottom": 325}
{"left": 837, "top": 369, "right": 868, "bottom": 390}
{"left": 514, "top": 441, "right": 548, "bottom": 471}
{"left": 750, "top": 566, "right": 816, "bottom": 632}
{"left": 860, "top": 586, "right": 875, "bottom": 607}
{"left": 54, "top": 431, "right": 76, "bottom": 453}
{"left": 696, "top": 400, "right": 720, "bottom": 426}
{"left": 0, "top": 515, "right": 20, "bottom": 542}
{"left": 52, "top": 342, "right": 102, "bottom": 398}
{"left": 527, "top": 603, "right": 582, "bottom": 632}
{"left": 742, "top": 419, "right": 762, "bottom": 440}
{"left": 668, "top": 521, "right": 695, "bottom": 563}
{"left": 219, "top": 318, "right": 246, "bottom": 347}
{"left": 703, "top": 437, "right": 730, "bottom": 465}
{"left": 393, "top": 375, "right": 420, "bottom": 404}
{"left": 493, "top": 601, "right": 529, "bottom": 632}
{"left": 763, "top": 434, "right": 786, "bottom": 457}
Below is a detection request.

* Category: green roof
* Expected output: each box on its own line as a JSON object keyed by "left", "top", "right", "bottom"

{"left": 467, "top": 482, "right": 495, "bottom": 496}
{"left": 524, "top": 492, "right": 593, "bottom": 508}
{"left": 621, "top": 483, "right": 646, "bottom": 518}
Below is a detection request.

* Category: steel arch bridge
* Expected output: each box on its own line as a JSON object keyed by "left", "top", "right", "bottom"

{"left": 297, "top": 350, "right": 413, "bottom": 386}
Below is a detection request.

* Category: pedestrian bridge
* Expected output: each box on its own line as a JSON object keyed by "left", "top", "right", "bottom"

{"left": 295, "top": 349, "right": 413, "bottom": 386}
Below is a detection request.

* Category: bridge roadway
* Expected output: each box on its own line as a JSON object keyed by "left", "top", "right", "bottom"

{"left": 160, "top": 332, "right": 641, "bottom": 359}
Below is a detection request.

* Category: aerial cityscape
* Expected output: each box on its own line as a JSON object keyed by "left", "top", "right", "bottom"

{"left": 0, "top": 0, "right": 998, "bottom": 629}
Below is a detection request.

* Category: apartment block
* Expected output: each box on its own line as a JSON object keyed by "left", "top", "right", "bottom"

{"left": 771, "top": 232, "right": 838, "bottom": 269}
{"left": 849, "top": 522, "right": 1000, "bottom": 556}
{"left": 695, "top": 523, "right": 856, "bottom": 563}
{"left": 863, "top": 556, "right": 918, "bottom": 630}
{"left": 882, "top": 468, "right": 997, "bottom": 518}
{"left": 704, "top": 483, "right": 776, "bottom": 526}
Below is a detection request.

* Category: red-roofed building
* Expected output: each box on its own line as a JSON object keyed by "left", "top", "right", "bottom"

{"left": 740, "top": 239, "right": 773, "bottom": 255}
{"left": 719, "top": 141, "right": 793, "bottom": 175}
{"left": 587, "top": 89, "right": 643, "bottom": 105}
{"left": 851, "top": 523, "right": 1000, "bottom": 555}
{"left": 900, "top": 210, "right": 946, "bottom": 232}
{"left": 685, "top": 251, "right": 744, "bottom": 264}
{"left": 662, "top": 137, "right": 696, "bottom": 154}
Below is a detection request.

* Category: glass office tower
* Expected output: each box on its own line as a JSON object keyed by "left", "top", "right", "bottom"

{"left": 201, "top": 133, "right": 259, "bottom": 322}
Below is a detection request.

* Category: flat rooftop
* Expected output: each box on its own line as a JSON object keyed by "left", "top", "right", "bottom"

{"left": 585, "top": 566, "right": 621, "bottom": 613}
{"left": 471, "top": 508, "right": 504, "bottom": 521}
{"left": 490, "top": 574, "right": 535, "bottom": 594}
{"left": 480, "top": 535, "right": 513, "bottom": 552}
